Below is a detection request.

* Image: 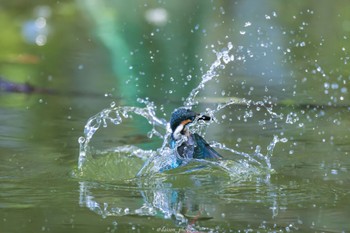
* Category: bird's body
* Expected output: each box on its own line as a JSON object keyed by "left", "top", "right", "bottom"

{"left": 169, "top": 108, "right": 222, "bottom": 166}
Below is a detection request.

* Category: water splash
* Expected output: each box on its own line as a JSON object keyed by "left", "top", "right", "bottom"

{"left": 184, "top": 42, "right": 235, "bottom": 107}
{"left": 78, "top": 98, "right": 167, "bottom": 170}
{"left": 77, "top": 42, "right": 286, "bottom": 177}
{"left": 76, "top": 42, "right": 290, "bottom": 224}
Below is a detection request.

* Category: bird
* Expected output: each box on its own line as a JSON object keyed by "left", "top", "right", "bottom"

{"left": 169, "top": 108, "right": 222, "bottom": 164}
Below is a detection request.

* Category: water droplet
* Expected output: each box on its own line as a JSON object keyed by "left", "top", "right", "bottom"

{"left": 227, "top": 42, "right": 233, "bottom": 50}
{"left": 147, "top": 131, "right": 153, "bottom": 138}
{"left": 280, "top": 138, "right": 288, "bottom": 143}
{"left": 78, "top": 137, "right": 85, "bottom": 144}
{"left": 239, "top": 31, "right": 246, "bottom": 35}
{"left": 331, "top": 83, "right": 339, "bottom": 89}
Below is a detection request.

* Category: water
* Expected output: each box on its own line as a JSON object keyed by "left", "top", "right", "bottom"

{"left": 77, "top": 43, "right": 283, "bottom": 176}
{"left": 76, "top": 43, "right": 291, "bottom": 230}
{"left": 2, "top": 1, "right": 350, "bottom": 232}
{"left": 72, "top": 34, "right": 350, "bottom": 229}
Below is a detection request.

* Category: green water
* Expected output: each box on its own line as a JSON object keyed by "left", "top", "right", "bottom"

{"left": 1, "top": 1, "right": 350, "bottom": 232}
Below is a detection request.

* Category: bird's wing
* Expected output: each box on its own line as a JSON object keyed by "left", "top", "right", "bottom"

{"left": 193, "top": 133, "right": 222, "bottom": 159}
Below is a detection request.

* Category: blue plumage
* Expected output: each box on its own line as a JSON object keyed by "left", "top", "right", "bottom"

{"left": 169, "top": 108, "right": 222, "bottom": 163}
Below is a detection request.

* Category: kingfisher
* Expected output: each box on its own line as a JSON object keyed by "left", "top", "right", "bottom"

{"left": 169, "top": 108, "right": 222, "bottom": 165}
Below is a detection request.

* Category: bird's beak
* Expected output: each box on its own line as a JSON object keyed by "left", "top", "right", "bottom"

{"left": 197, "top": 114, "right": 211, "bottom": 121}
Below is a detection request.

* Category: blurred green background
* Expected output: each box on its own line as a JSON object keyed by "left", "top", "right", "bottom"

{"left": 1, "top": 0, "right": 349, "bottom": 105}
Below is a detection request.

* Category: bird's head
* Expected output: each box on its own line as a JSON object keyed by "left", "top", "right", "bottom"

{"left": 170, "top": 108, "right": 210, "bottom": 140}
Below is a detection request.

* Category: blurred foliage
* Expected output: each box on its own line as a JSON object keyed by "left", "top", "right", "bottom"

{"left": 1, "top": 0, "right": 350, "bottom": 106}
{"left": 0, "top": 1, "right": 107, "bottom": 90}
